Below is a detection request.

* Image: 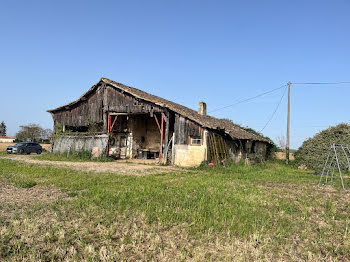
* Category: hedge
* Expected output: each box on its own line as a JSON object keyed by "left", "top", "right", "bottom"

{"left": 294, "top": 123, "right": 350, "bottom": 170}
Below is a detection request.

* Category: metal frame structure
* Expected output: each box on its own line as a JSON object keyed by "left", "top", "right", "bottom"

{"left": 318, "top": 144, "right": 350, "bottom": 191}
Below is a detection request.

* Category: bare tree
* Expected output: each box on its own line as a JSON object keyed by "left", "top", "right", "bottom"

{"left": 276, "top": 135, "right": 286, "bottom": 151}
{"left": 41, "top": 128, "right": 52, "bottom": 140}
{"left": 16, "top": 124, "right": 51, "bottom": 142}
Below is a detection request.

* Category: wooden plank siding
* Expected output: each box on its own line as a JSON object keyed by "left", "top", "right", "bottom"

{"left": 52, "top": 85, "right": 104, "bottom": 127}
{"left": 174, "top": 114, "right": 203, "bottom": 145}
{"left": 52, "top": 83, "right": 165, "bottom": 129}
{"left": 105, "top": 84, "right": 164, "bottom": 115}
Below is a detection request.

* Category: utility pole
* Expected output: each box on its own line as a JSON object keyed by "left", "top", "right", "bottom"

{"left": 286, "top": 81, "right": 291, "bottom": 164}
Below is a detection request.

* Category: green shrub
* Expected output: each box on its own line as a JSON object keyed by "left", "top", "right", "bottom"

{"left": 294, "top": 123, "right": 350, "bottom": 170}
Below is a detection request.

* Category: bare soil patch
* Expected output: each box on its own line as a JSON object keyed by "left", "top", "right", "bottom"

{"left": 0, "top": 183, "right": 69, "bottom": 206}
{"left": 0, "top": 154, "right": 181, "bottom": 175}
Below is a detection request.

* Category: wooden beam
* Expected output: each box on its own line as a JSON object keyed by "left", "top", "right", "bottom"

{"left": 160, "top": 114, "right": 164, "bottom": 159}
{"left": 162, "top": 112, "right": 169, "bottom": 163}
{"left": 154, "top": 115, "right": 161, "bottom": 133}
{"left": 109, "top": 112, "right": 148, "bottom": 116}
{"left": 106, "top": 113, "right": 112, "bottom": 157}
{"left": 102, "top": 83, "right": 108, "bottom": 132}
{"left": 110, "top": 115, "right": 118, "bottom": 130}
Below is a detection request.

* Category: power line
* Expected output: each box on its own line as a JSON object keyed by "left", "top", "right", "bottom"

{"left": 259, "top": 86, "right": 288, "bottom": 132}
{"left": 292, "top": 81, "right": 350, "bottom": 85}
{"left": 208, "top": 81, "right": 350, "bottom": 114}
{"left": 208, "top": 84, "right": 287, "bottom": 113}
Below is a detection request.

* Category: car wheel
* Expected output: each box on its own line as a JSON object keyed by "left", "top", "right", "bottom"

{"left": 37, "top": 150, "right": 42, "bottom": 155}
{"left": 19, "top": 149, "right": 24, "bottom": 154}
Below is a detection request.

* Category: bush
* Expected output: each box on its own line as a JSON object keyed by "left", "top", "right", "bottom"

{"left": 294, "top": 123, "right": 350, "bottom": 170}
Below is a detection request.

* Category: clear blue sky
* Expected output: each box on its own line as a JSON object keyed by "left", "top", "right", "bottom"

{"left": 1, "top": 0, "right": 349, "bottom": 149}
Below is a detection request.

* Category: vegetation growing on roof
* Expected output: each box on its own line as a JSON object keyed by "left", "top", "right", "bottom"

{"left": 221, "top": 118, "right": 277, "bottom": 160}
{"left": 294, "top": 123, "right": 350, "bottom": 170}
{"left": 220, "top": 118, "right": 272, "bottom": 142}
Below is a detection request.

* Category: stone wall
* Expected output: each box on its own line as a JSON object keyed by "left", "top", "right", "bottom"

{"left": 173, "top": 130, "right": 208, "bottom": 167}
{"left": 173, "top": 144, "right": 207, "bottom": 167}
{"left": 52, "top": 135, "right": 108, "bottom": 153}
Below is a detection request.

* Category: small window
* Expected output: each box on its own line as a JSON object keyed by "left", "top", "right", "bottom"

{"left": 190, "top": 137, "right": 202, "bottom": 145}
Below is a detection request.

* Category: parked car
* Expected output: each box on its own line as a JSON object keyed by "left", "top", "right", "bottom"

{"left": 6, "top": 142, "right": 42, "bottom": 154}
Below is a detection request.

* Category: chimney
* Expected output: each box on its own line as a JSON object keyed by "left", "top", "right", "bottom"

{"left": 198, "top": 101, "right": 207, "bottom": 116}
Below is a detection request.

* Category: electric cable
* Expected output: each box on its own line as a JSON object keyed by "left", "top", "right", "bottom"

{"left": 259, "top": 86, "right": 288, "bottom": 132}
{"left": 208, "top": 84, "right": 287, "bottom": 113}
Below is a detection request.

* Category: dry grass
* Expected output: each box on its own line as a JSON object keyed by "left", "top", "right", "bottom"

{"left": 0, "top": 154, "right": 180, "bottom": 176}
{"left": 0, "top": 182, "right": 262, "bottom": 261}
{"left": 0, "top": 159, "right": 349, "bottom": 261}
{"left": 0, "top": 200, "right": 271, "bottom": 261}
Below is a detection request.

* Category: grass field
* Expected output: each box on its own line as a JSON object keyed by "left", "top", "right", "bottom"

{"left": 0, "top": 158, "right": 349, "bottom": 261}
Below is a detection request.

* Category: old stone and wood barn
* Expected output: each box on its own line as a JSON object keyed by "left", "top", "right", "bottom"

{"left": 48, "top": 78, "right": 272, "bottom": 166}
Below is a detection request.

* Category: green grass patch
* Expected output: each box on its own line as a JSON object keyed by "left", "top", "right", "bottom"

{"left": 0, "top": 159, "right": 349, "bottom": 260}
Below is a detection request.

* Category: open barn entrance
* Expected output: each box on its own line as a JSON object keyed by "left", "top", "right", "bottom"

{"left": 106, "top": 113, "right": 170, "bottom": 160}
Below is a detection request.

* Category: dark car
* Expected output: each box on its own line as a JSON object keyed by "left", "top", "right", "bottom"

{"left": 7, "top": 142, "right": 42, "bottom": 154}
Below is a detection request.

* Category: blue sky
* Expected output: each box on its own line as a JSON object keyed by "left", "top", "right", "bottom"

{"left": 0, "top": 0, "right": 349, "bottom": 149}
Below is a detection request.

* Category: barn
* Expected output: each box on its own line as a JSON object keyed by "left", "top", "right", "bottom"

{"left": 47, "top": 78, "right": 272, "bottom": 166}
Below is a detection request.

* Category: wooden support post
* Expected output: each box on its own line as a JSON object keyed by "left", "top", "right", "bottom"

{"left": 160, "top": 114, "right": 164, "bottom": 159}
{"left": 162, "top": 112, "right": 169, "bottom": 163}
{"left": 102, "top": 84, "right": 108, "bottom": 132}
{"left": 286, "top": 81, "right": 291, "bottom": 164}
{"left": 106, "top": 113, "right": 111, "bottom": 157}
{"left": 171, "top": 132, "right": 175, "bottom": 165}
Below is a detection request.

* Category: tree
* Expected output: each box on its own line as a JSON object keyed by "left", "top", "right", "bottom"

{"left": 41, "top": 128, "right": 52, "bottom": 140}
{"left": 276, "top": 135, "right": 286, "bottom": 151}
{"left": 0, "top": 121, "right": 6, "bottom": 136}
{"left": 16, "top": 124, "right": 51, "bottom": 142}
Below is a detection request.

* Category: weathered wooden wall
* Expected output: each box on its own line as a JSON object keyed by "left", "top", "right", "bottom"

{"left": 106, "top": 85, "right": 164, "bottom": 115}
{"left": 52, "top": 85, "right": 104, "bottom": 127}
{"left": 51, "top": 84, "right": 165, "bottom": 128}
{"left": 174, "top": 114, "right": 203, "bottom": 145}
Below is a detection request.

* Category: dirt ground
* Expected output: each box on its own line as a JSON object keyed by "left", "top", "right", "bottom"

{"left": 0, "top": 154, "right": 181, "bottom": 176}
{"left": 0, "top": 143, "right": 51, "bottom": 151}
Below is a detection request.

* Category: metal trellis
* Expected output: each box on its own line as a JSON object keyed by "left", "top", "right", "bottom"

{"left": 318, "top": 144, "right": 350, "bottom": 191}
